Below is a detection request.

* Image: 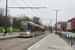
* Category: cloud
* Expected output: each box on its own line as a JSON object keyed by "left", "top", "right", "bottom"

{"left": 0, "top": 0, "right": 2, "bottom": 2}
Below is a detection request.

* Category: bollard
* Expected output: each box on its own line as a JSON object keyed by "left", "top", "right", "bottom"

{"left": 55, "top": 32, "right": 56, "bottom": 34}
{"left": 62, "top": 34, "right": 64, "bottom": 40}
{"left": 66, "top": 35, "right": 67, "bottom": 43}
{"left": 64, "top": 35, "right": 66, "bottom": 40}
{"left": 63, "top": 34, "right": 65, "bottom": 39}
{"left": 71, "top": 36, "right": 73, "bottom": 47}
{"left": 60, "top": 33, "right": 61, "bottom": 38}
{"left": 68, "top": 35, "right": 70, "bottom": 44}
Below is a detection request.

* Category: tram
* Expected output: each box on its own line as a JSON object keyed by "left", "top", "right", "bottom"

{"left": 20, "top": 21, "right": 45, "bottom": 37}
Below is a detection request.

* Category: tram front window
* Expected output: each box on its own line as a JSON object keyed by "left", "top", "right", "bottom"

{"left": 20, "top": 25, "right": 28, "bottom": 31}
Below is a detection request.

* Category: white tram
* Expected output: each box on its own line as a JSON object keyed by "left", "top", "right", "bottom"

{"left": 20, "top": 21, "right": 45, "bottom": 37}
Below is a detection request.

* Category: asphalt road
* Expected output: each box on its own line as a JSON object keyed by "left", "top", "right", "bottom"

{"left": 0, "top": 31, "right": 50, "bottom": 50}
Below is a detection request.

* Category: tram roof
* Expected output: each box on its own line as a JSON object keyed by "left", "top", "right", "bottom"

{"left": 21, "top": 21, "right": 45, "bottom": 29}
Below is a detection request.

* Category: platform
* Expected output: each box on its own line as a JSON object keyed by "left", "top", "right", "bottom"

{"left": 28, "top": 33, "right": 75, "bottom": 50}
{"left": 0, "top": 32, "right": 19, "bottom": 40}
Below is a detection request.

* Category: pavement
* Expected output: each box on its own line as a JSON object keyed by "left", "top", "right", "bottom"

{"left": 0, "top": 32, "right": 19, "bottom": 40}
{"left": 28, "top": 33, "right": 75, "bottom": 50}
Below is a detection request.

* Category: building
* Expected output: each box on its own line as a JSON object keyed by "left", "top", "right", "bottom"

{"left": 57, "top": 22, "right": 62, "bottom": 30}
{"left": 54, "top": 22, "right": 67, "bottom": 31}
{"left": 71, "top": 18, "right": 75, "bottom": 31}
{"left": 66, "top": 19, "right": 71, "bottom": 30}
{"left": 54, "top": 24, "right": 56, "bottom": 30}
{"left": 60, "top": 22, "right": 67, "bottom": 31}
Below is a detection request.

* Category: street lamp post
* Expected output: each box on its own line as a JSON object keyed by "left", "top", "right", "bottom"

{"left": 52, "top": 9, "right": 61, "bottom": 33}
{"left": 56, "top": 10, "right": 57, "bottom": 33}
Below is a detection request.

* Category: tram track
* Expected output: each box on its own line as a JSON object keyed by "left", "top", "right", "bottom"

{"left": 0, "top": 37, "right": 32, "bottom": 50}
{"left": 0, "top": 31, "right": 50, "bottom": 50}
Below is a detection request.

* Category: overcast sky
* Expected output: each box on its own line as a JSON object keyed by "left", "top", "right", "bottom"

{"left": 0, "top": 0, "right": 75, "bottom": 26}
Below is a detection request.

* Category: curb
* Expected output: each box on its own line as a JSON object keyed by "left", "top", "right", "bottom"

{"left": 0, "top": 36, "right": 19, "bottom": 40}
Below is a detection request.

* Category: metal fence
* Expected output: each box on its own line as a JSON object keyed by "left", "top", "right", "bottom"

{"left": 55, "top": 32, "right": 75, "bottom": 47}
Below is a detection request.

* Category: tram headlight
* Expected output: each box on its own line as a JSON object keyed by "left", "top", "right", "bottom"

{"left": 27, "top": 32, "right": 30, "bottom": 34}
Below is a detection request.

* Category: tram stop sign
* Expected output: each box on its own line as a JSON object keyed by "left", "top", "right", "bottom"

{"left": 10, "top": 17, "right": 13, "bottom": 24}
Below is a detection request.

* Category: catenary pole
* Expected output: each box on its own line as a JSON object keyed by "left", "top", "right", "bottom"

{"left": 5, "top": 0, "right": 8, "bottom": 33}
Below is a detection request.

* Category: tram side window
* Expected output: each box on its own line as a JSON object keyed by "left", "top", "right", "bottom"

{"left": 32, "top": 26, "right": 35, "bottom": 31}
{"left": 35, "top": 27, "right": 37, "bottom": 31}
{"left": 37, "top": 27, "right": 38, "bottom": 31}
{"left": 38, "top": 27, "right": 40, "bottom": 31}
{"left": 34, "top": 26, "right": 36, "bottom": 32}
{"left": 30, "top": 25, "right": 33, "bottom": 32}
{"left": 42, "top": 29, "right": 45, "bottom": 32}
{"left": 30, "top": 25, "right": 34, "bottom": 32}
{"left": 38, "top": 27, "right": 39, "bottom": 31}
{"left": 29, "top": 25, "right": 32, "bottom": 32}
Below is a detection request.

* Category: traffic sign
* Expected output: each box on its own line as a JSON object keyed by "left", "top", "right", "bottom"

{"left": 10, "top": 17, "right": 13, "bottom": 24}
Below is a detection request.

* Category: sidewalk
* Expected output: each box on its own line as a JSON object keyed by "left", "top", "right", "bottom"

{"left": 0, "top": 32, "right": 19, "bottom": 40}
{"left": 28, "top": 33, "right": 75, "bottom": 50}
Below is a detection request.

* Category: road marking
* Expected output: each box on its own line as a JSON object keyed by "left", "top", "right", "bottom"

{"left": 28, "top": 34, "right": 50, "bottom": 50}
{"left": 35, "top": 34, "right": 50, "bottom": 48}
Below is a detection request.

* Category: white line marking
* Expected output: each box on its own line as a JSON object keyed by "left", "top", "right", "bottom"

{"left": 28, "top": 34, "right": 50, "bottom": 50}
{"left": 35, "top": 34, "right": 49, "bottom": 48}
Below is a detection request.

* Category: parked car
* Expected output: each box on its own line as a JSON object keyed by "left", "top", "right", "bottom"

{"left": 65, "top": 32, "right": 75, "bottom": 38}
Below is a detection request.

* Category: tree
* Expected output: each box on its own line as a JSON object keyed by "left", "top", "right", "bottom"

{"left": 0, "top": 7, "right": 44, "bottom": 28}
{"left": 0, "top": 8, "right": 4, "bottom": 27}
{"left": 0, "top": 8, "right": 4, "bottom": 16}
{"left": 32, "top": 16, "right": 42, "bottom": 25}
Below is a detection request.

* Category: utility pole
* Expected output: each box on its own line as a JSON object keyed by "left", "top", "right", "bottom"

{"left": 5, "top": 0, "right": 8, "bottom": 34}
{"left": 52, "top": 9, "right": 62, "bottom": 33}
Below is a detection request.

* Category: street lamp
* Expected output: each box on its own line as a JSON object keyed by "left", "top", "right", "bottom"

{"left": 52, "top": 9, "right": 62, "bottom": 33}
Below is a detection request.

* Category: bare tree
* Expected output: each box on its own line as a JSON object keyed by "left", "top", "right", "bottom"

{"left": 0, "top": 8, "right": 4, "bottom": 16}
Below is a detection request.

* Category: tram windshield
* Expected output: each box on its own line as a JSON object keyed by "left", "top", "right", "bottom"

{"left": 20, "top": 25, "right": 28, "bottom": 31}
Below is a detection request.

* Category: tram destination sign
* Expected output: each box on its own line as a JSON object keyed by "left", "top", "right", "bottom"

{"left": 21, "top": 23, "right": 27, "bottom": 25}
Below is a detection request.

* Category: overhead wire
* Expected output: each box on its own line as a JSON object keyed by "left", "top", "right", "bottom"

{"left": 24, "top": 9, "right": 34, "bottom": 16}
{"left": 31, "top": 0, "right": 44, "bottom": 17}
{"left": 31, "top": 0, "right": 36, "bottom": 6}
{"left": 23, "top": 0, "right": 40, "bottom": 17}
{"left": 12, "top": 0, "right": 34, "bottom": 16}
{"left": 12, "top": 0, "right": 20, "bottom": 6}
{"left": 31, "top": 0, "right": 42, "bottom": 7}
{"left": 31, "top": 0, "right": 52, "bottom": 25}
{"left": 31, "top": 0, "right": 51, "bottom": 25}
{"left": 31, "top": 0, "right": 46, "bottom": 23}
